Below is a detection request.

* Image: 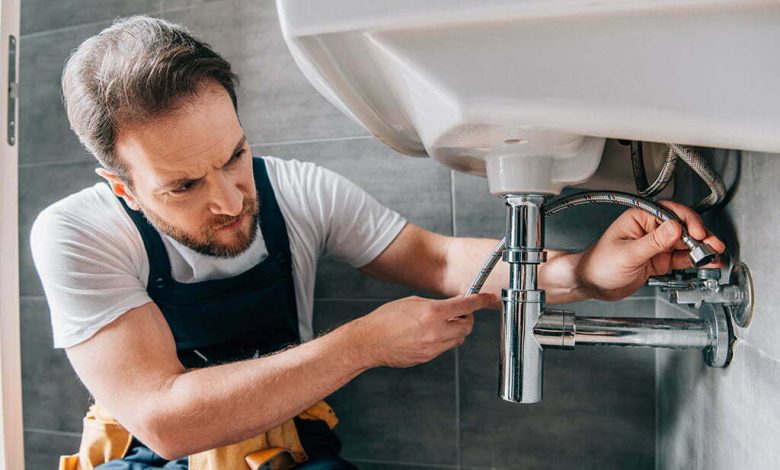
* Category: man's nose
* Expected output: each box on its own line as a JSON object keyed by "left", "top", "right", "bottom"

{"left": 208, "top": 175, "right": 243, "bottom": 216}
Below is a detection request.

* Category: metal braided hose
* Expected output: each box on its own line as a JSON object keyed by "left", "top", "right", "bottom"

{"left": 639, "top": 146, "right": 678, "bottom": 198}
{"left": 667, "top": 144, "right": 726, "bottom": 211}
{"left": 465, "top": 190, "right": 718, "bottom": 296}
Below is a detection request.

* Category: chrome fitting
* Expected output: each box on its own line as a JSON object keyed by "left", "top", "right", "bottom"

{"left": 682, "top": 235, "right": 719, "bottom": 267}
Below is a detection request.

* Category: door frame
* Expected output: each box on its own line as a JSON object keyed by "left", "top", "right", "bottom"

{"left": 0, "top": 0, "right": 24, "bottom": 467}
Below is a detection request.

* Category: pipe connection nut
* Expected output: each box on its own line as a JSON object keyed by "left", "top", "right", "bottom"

{"left": 688, "top": 242, "right": 719, "bottom": 267}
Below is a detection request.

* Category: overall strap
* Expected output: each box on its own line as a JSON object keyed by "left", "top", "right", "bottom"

{"left": 252, "top": 157, "right": 292, "bottom": 259}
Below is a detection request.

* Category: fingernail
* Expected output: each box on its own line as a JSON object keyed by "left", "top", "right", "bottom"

{"left": 663, "top": 220, "right": 676, "bottom": 237}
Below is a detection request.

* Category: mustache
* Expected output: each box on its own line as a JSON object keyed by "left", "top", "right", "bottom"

{"left": 205, "top": 196, "right": 258, "bottom": 231}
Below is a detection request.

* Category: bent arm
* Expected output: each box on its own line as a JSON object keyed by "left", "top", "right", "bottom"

{"left": 360, "top": 223, "right": 586, "bottom": 307}
{"left": 67, "top": 301, "right": 371, "bottom": 460}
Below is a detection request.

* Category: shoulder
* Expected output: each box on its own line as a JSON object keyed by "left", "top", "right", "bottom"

{"left": 32, "top": 183, "right": 129, "bottom": 241}
{"left": 30, "top": 183, "right": 145, "bottom": 273}
{"left": 260, "top": 155, "right": 328, "bottom": 189}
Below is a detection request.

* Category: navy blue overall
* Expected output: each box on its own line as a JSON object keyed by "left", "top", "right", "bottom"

{"left": 98, "top": 157, "right": 355, "bottom": 469}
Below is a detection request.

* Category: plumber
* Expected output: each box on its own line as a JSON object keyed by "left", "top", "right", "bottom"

{"left": 31, "top": 16, "right": 725, "bottom": 470}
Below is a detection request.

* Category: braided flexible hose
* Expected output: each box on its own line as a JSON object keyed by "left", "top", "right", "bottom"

{"left": 630, "top": 141, "right": 649, "bottom": 193}
{"left": 639, "top": 146, "right": 678, "bottom": 198}
{"left": 668, "top": 144, "right": 726, "bottom": 211}
{"left": 465, "top": 190, "right": 717, "bottom": 296}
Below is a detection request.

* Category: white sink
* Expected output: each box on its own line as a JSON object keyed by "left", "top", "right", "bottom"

{"left": 277, "top": 0, "right": 780, "bottom": 194}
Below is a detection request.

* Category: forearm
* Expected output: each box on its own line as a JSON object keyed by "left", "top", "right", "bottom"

{"left": 150, "top": 320, "right": 370, "bottom": 458}
{"left": 442, "top": 237, "right": 590, "bottom": 305}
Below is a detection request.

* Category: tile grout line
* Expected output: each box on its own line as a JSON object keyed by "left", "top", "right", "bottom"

{"left": 18, "top": 135, "right": 375, "bottom": 169}
{"left": 451, "top": 169, "right": 462, "bottom": 469}
{"left": 25, "top": 427, "right": 81, "bottom": 438}
{"left": 160, "top": 0, "right": 235, "bottom": 16}
{"left": 20, "top": 9, "right": 162, "bottom": 40}
{"left": 348, "top": 457, "right": 497, "bottom": 469}
{"left": 653, "top": 293, "right": 659, "bottom": 470}
{"left": 251, "top": 134, "right": 373, "bottom": 149}
{"left": 655, "top": 347, "right": 660, "bottom": 470}
{"left": 19, "top": 158, "right": 99, "bottom": 169}
{"left": 20, "top": 294, "right": 46, "bottom": 301}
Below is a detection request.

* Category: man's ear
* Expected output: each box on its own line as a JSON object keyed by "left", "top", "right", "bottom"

{"left": 95, "top": 168, "right": 141, "bottom": 211}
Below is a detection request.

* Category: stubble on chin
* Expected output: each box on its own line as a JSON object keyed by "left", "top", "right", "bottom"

{"left": 141, "top": 195, "right": 260, "bottom": 258}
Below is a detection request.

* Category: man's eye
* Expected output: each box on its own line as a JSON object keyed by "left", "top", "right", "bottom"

{"left": 171, "top": 181, "right": 196, "bottom": 194}
{"left": 229, "top": 149, "right": 245, "bottom": 164}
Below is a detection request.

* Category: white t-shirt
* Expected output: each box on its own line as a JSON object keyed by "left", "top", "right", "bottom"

{"left": 31, "top": 157, "right": 407, "bottom": 349}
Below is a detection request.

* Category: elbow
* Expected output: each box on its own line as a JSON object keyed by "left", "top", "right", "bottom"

{"left": 128, "top": 388, "right": 195, "bottom": 461}
{"left": 133, "top": 410, "right": 188, "bottom": 461}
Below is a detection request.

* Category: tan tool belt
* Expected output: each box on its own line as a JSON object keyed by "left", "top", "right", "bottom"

{"left": 58, "top": 401, "right": 338, "bottom": 470}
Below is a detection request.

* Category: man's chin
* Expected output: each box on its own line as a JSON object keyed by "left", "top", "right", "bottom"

{"left": 205, "top": 217, "right": 258, "bottom": 258}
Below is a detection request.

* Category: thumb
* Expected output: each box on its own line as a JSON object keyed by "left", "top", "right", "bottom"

{"left": 631, "top": 219, "right": 681, "bottom": 262}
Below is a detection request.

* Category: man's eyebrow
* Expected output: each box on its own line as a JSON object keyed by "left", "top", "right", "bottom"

{"left": 158, "top": 174, "right": 201, "bottom": 191}
{"left": 157, "top": 135, "right": 248, "bottom": 191}
{"left": 223, "top": 135, "right": 248, "bottom": 167}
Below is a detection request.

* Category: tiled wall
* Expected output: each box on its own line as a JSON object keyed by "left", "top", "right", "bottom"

{"left": 656, "top": 150, "right": 780, "bottom": 470}
{"left": 19, "top": 1, "right": 654, "bottom": 468}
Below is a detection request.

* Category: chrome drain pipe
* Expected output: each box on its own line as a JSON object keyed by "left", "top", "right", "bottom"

{"left": 499, "top": 195, "right": 547, "bottom": 403}
{"left": 534, "top": 307, "right": 731, "bottom": 369}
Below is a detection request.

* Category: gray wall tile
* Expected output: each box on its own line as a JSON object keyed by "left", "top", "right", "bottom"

{"left": 21, "top": 0, "right": 159, "bottom": 36}
{"left": 254, "top": 138, "right": 452, "bottom": 300}
{"left": 657, "top": 149, "right": 780, "bottom": 469}
{"left": 19, "top": 161, "right": 102, "bottom": 296}
{"left": 704, "top": 151, "right": 780, "bottom": 359}
{"left": 19, "top": 23, "right": 110, "bottom": 166}
{"left": 24, "top": 430, "right": 81, "bottom": 470}
{"left": 21, "top": 298, "right": 91, "bottom": 432}
{"left": 459, "top": 299, "right": 655, "bottom": 469}
{"left": 163, "top": 0, "right": 367, "bottom": 146}
{"left": 657, "top": 311, "right": 780, "bottom": 470}
{"left": 313, "top": 300, "right": 458, "bottom": 465}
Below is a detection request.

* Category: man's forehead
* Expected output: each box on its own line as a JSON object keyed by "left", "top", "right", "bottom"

{"left": 115, "top": 84, "right": 243, "bottom": 179}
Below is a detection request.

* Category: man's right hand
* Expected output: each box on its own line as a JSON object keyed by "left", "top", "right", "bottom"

{"left": 353, "top": 293, "right": 495, "bottom": 369}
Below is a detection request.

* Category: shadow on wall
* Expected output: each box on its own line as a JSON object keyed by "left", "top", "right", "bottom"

{"left": 655, "top": 147, "right": 737, "bottom": 437}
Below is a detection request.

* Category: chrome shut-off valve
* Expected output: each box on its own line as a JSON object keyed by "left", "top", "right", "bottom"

{"left": 651, "top": 262, "right": 755, "bottom": 330}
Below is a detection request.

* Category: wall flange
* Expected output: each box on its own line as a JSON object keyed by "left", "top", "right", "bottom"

{"left": 726, "top": 262, "right": 754, "bottom": 328}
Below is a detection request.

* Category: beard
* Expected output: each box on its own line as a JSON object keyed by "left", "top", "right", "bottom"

{"left": 140, "top": 193, "right": 260, "bottom": 258}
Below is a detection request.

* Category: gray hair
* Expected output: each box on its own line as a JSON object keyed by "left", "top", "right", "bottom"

{"left": 61, "top": 16, "right": 239, "bottom": 181}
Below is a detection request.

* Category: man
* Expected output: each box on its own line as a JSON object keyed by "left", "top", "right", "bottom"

{"left": 31, "top": 16, "right": 724, "bottom": 470}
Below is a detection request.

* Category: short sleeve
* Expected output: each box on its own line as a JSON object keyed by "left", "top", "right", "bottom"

{"left": 281, "top": 159, "right": 407, "bottom": 268}
{"left": 30, "top": 186, "right": 152, "bottom": 349}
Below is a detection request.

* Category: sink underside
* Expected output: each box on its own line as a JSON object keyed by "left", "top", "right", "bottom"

{"left": 279, "top": 0, "right": 780, "bottom": 193}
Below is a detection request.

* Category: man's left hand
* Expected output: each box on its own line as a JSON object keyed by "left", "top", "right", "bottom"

{"left": 574, "top": 200, "right": 726, "bottom": 301}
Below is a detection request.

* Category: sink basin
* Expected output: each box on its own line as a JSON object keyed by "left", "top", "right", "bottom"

{"left": 277, "top": 0, "right": 780, "bottom": 194}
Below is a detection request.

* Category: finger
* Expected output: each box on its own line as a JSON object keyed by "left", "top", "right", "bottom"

{"left": 447, "top": 312, "right": 474, "bottom": 324}
{"left": 670, "top": 250, "right": 695, "bottom": 270}
{"left": 628, "top": 219, "right": 682, "bottom": 263}
{"left": 702, "top": 233, "right": 726, "bottom": 254}
{"left": 669, "top": 248, "right": 725, "bottom": 271}
{"left": 658, "top": 200, "right": 707, "bottom": 240}
{"left": 437, "top": 293, "right": 495, "bottom": 318}
{"left": 445, "top": 317, "right": 474, "bottom": 340}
